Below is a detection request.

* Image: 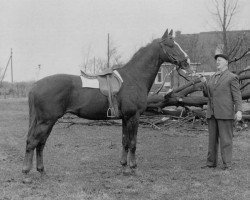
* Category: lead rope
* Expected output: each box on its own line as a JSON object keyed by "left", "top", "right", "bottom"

{"left": 153, "top": 67, "right": 175, "bottom": 95}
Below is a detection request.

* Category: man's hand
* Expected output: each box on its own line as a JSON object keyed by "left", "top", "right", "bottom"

{"left": 235, "top": 111, "right": 242, "bottom": 121}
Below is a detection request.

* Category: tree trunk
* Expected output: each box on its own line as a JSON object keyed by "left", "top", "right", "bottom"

{"left": 147, "top": 74, "right": 250, "bottom": 119}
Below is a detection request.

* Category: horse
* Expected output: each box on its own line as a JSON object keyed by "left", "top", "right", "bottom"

{"left": 22, "top": 29, "right": 191, "bottom": 180}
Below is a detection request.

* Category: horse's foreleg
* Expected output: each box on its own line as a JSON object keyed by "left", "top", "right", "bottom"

{"left": 121, "top": 118, "right": 129, "bottom": 166}
{"left": 128, "top": 115, "right": 139, "bottom": 169}
{"left": 36, "top": 143, "right": 45, "bottom": 174}
{"left": 129, "top": 135, "right": 138, "bottom": 169}
{"left": 121, "top": 114, "right": 139, "bottom": 169}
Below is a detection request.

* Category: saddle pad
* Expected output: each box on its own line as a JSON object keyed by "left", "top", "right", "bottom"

{"left": 80, "top": 70, "right": 123, "bottom": 89}
{"left": 80, "top": 75, "right": 99, "bottom": 88}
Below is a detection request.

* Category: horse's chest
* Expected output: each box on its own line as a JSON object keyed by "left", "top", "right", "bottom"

{"left": 119, "top": 89, "right": 147, "bottom": 113}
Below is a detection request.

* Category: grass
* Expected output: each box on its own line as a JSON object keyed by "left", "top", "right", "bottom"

{"left": 0, "top": 98, "right": 249, "bottom": 200}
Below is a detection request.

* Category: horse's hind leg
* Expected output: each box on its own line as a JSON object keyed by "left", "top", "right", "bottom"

{"left": 22, "top": 120, "right": 37, "bottom": 175}
{"left": 22, "top": 120, "right": 55, "bottom": 176}
{"left": 36, "top": 121, "right": 55, "bottom": 174}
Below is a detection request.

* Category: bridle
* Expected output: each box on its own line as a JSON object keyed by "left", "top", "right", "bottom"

{"left": 159, "top": 39, "right": 179, "bottom": 65}
{"left": 159, "top": 39, "right": 190, "bottom": 70}
{"left": 159, "top": 39, "right": 194, "bottom": 83}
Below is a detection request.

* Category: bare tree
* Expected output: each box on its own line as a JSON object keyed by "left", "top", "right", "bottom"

{"left": 210, "top": 0, "right": 238, "bottom": 54}
{"left": 81, "top": 45, "right": 92, "bottom": 73}
{"left": 107, "top": 37, "right": 123, "bottom": 69}
{"left": 209, "top": 0, "right": 250, "bottom": 72}
{"left": 81, "top": 36, "right": 123, "bottom": 75}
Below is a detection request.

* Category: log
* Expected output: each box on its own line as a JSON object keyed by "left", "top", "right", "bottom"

{"left": 239, "top": 74, "right": 250, "bottom": 81}
{"left": 147, "top": 75, "right": 250, "bottom": 111}
{"left": 242, "top": 115, "right": 250, "bottom": 120}
{"left": 242, "top": 91, "right": 250, "bottom": 100}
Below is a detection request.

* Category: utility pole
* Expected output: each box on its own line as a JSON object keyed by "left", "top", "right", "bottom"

{"left": 0, "top": 49, "right": 12, "bottom": 85}
{"left": 107, "top": 33, "right": 110, "bottom": 69}
{"left": 37, "top": 64, "right": 41, "bottom": 80}
{"left": 93, "top": 57, "right": 96, "bottom": 74}
{"left": 10, "top": 48, "right": 13, "bottom": 83}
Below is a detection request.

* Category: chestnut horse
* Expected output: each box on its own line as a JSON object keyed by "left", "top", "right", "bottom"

{"left": 22, "top": 29, "right": 191, "bottom": 179}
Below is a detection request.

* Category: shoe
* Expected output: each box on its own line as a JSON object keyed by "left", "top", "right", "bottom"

{"left": 201, "top": 165, "right": 216, "bottom": 169}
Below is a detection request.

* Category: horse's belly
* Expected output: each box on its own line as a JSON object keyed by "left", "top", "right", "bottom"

{"left": 68, "top": 88, "right": 121, "bottom": 120}
{"left": 77, "top": 108, "right": 109, "bottom": 120}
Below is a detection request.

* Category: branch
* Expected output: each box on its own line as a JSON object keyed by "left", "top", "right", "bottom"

{"left": 165, "top": 79, "right": 201, "bottom": 99}
{"left": 229, "top": 37, "right": 244, "bottom": 59}
{"left": 240, "top": 82, "right": 250, "bottom": 90}
{"left": 229, "top": 48, "right": 250, "bottom": 64}
{"left": 225, "top": 0, "right": 238, "bottom": 29}
{"left": 147, "top": 72, "right": 250, "bottom": 110}
{"left": 239, "top": 74, "right": 250, "bottom": 81}
{"left": 236, "top": 67, "right": 250, "bottom": 75}
{"left": 228, "top": 37, "right": 241, "bottom": 58}
{"left": 215, "top": 0, "right": 224, "bottom": 27}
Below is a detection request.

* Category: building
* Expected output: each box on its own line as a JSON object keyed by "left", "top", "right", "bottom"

{"left": 150, "top": 62, "right": 202, "bottom": 94}
{"left": 150, "top": 29, "right": 250, "bottom": 94}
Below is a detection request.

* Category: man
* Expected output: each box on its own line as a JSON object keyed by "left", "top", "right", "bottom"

{"left": 200, "top": 53, "right": 242, "bottom": 170}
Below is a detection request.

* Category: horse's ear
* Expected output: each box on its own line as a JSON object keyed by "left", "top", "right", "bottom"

{"left": 169, "top": 29, "right": 173, "bottom": 36}
{"left": 162, "top": 29, "right": 169, "bottom": 39}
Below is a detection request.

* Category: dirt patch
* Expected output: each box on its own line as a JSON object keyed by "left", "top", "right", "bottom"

{"left": 0, "top": 98, "right": 249, "bottom": 200}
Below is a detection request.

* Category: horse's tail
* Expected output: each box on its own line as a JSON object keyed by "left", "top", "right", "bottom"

{"left": 28, "top": 90, "right": 37, "bottom": 128}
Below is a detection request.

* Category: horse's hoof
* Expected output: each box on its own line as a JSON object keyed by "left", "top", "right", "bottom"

{"left": 37, "top": 167, "right": 45, "bottom": 173}
{"left": 129, "top": 164, "right": 137, "bottom": 169}
{"left": 22, "top": 168, "right": 30, "bottom": 174}
{"left": 22, "top": 177, "right": 32, "bottom": 184}
{"left": 40, "top": 171, "right": 47, "bottom": 178}
{"left": 120, "top": 161, "right": 127, "bottom": 167}
{"left": 131, "top": 168, "right": 143, "bottom": 177}
{"left": 122, "top": 167, "right": 132, "bottom": 176}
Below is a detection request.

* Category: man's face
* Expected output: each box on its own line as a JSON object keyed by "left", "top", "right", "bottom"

{"left": 216, "top": 57, "right": 228, "bottom": 71}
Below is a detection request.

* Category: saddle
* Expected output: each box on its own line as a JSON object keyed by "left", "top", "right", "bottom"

{"left": 80, "top": 68, "right": 113, "bottom": 79}
{"left": 81, "top": 69, "right": 123, "bottom": 118}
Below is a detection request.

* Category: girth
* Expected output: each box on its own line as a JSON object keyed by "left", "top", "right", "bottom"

{"left": 81, "top": 70, "right": 123, "bottom": 118}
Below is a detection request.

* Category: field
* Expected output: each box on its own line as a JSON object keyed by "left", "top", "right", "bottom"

{"left": 0, "top": 98, "right": 249, "bottom": 200}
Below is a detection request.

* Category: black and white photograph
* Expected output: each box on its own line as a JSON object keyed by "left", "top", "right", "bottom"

{"left": 0, "top": 0, "right": 249, "bottom": 199}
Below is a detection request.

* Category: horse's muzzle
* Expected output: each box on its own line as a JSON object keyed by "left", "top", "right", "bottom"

{"left": 180, "top": 59, "right": 192, "bottom": 72}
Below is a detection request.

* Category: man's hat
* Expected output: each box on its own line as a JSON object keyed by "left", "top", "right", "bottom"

{"left": 214, "top": 53, "right": 228, "bottom": 61}
{"left": 214, "top": 44, "right": 228, "bottom": 61}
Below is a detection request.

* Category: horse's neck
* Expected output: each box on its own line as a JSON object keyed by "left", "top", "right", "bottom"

{"left": 120, "top": 42, "right": 163, "bottom": 92}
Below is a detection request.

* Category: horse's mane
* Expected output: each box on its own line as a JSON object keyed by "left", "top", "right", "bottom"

{"left": 124, "top": 39, "right": 160, "bottom": 67}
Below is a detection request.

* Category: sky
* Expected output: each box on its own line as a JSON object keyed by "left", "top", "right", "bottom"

{"left": 0, "top": 0, "right": 250, "bottom": 82}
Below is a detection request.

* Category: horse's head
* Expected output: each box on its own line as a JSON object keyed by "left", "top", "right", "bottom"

{"left": 159, "top": 29, "right": 192, "bottom": 74}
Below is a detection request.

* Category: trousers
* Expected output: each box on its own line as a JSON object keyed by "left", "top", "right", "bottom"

{"left": 206, "top": 116, "right": 234, "bottom": 166}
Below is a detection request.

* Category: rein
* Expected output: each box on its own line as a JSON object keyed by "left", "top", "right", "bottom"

{"left": 153, "top": 67, "right": 175, "bottom": 95}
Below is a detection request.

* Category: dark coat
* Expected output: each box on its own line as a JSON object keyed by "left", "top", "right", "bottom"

{"left": 203, "top": 69, "right": 242, "bottom": 119}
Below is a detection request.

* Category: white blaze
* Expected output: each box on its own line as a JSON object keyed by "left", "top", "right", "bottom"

{"left": 174, "top": 41, "right": 189, "bottom": 62}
